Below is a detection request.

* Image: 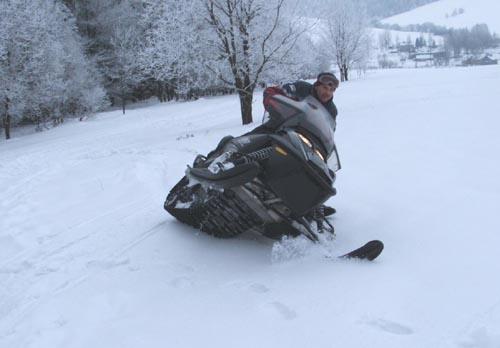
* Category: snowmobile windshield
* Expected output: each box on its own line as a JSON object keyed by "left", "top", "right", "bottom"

{"left": 270, "top": 95, "right": 337, "bottom": 158}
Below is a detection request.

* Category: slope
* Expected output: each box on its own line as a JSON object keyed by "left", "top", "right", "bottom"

{"left": 382, "top": 0, "right": 500, "bottom": 34}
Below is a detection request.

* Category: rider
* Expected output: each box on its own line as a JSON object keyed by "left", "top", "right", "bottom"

{"left": 206, "top": 72, "right": 340, "bottom": 153}
{"left": 198, "top": 72, "right": 340, "bottom": 216}
{"left": 248, "top": 72, "right": 339, "bottom": 135}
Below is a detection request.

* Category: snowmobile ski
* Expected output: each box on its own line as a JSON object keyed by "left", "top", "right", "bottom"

{"left": 339, "top": 240, "right": 384, "bottom": 261}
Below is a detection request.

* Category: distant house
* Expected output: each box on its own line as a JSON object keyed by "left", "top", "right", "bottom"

{"left": 432, "top": 51, "right": 447, "bottom": 60}
{"left": 398, "top": 43, "right": 415, "bottom": 54}
{"left": 462, "top": 56, "right": 498, "bottom": 66}
{"left": 413, "top": 52, "right": 434, "bottom": 67}
{"left": 433, "top": 51, "right": 449, "bottom": 66}
{"left": 414, "top": 53, "right": 434, "bottom": 62}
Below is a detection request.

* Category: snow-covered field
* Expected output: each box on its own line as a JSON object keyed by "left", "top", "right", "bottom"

{"left": 1, "top": 65, "right": 500, "bottom": 348}
{"left": 382, "top": 0, "right": 500, "bottom": 34}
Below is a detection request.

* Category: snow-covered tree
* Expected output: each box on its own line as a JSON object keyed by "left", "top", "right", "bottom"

{"left": 139, "top": 0, "right": 218, "bottom": 100}
{"left": 318, "top": 0, "right": 371, "bottom": 81}
{"left": 261, "top": 34, "right": 321, "bottom": 83}
{"left": 0, "top": 0, "right": 106, "bottom": 139}
{"left": 204, "top": 0, "right": 305, "bottom": 124}
{"left": 0, "top": 0, "right": 29, "bottom": 139}
{"left": 94, "top": 0, "right": 144, "bottom": 114}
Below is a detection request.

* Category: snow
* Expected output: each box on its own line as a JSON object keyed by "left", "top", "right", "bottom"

{"left": 2, "top": 65, "right": 500, "bottom": 347}
{"left": 382, "top": 0, "right": 500, "bottom": 35}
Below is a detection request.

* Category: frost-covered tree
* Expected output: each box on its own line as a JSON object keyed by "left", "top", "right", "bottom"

{"left": 470, "top": 24, "right": 494, "bottom": 51}
{"left": 378, "top": 30, "right": 392, "bottom": 50}
{"left": 0, "top": 0, "right": 106, "bottom": 139}
{"left": 0, "top": 0, "right": 29, "bottom": 139}
{"left": 318, "top": 0, "right": 371, "bottom": 81}
{"left": 139, "top": 0, "right": 218, "bottom": 100}
{"left": 63, "top": 0, "right": 145, "bottom": 113}
{"left": 94, "top": 0, "right": 144, "bottom": 114}
{"left": 445, "top": 24, "right": 495, "bottom": 56}
{"left": 261, "top": 34, "right": 321, "bottom": 83}
{"left": 204, "top": 0, "right": 305, "bottom": 124}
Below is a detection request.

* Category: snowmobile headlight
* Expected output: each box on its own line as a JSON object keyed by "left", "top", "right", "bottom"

{"left": 298, "top": 133, "right": 325, "bottom": 162}
{"left": 314, "top": 149, "right": 325, "bottom": 162}
{"left": 297, "top": 133, "right": 313, "bottom": 148}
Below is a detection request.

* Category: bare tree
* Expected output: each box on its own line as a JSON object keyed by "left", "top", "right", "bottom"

{"left": 204, "top": 0, "right": 303, "bottom": 125}
{"left": 319, "top": 0, "right": 371, "bottom": 82}
{"left": 378, "top": 30, "right": 392, "bottom": 50}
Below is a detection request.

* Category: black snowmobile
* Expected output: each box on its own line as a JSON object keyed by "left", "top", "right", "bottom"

{"left": 164, "top": 94, "right": 384, "bottom": 260}
{"left": 164, "top": 94, "right": 341, "bottom": 242}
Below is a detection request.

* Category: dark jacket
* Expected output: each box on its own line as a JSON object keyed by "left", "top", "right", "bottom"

{"left": 282, "top": 80, "right": 338, "bottom": 120}
{"left": 247, "top": 80, "right": 338, "bottom": 135}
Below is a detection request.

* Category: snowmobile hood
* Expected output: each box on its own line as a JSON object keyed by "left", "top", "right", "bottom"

{"left": 269, "top": 95, "right": 336, "bottom": 158}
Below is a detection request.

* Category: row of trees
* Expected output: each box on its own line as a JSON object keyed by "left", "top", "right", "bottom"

{"left": 1, "top": 0, "right": 372, "bottom": 139}
{"left": 445, "top": 24, "right": 498, "bottom": 56}
{"left": 378, "top": 30, "right": 437, "bottom": 50}
{"left": 377, "top": 21, "right": 498, "bottom": 56}
{"left": 377, "top": 22, "right": 456, "bottom": 36}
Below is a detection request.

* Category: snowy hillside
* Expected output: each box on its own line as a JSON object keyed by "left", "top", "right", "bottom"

{"left": 2, "top": 66, "right": 500, "bottom": 347}
{"left": 382, "top": 0, "right": 500, "bottom": 34}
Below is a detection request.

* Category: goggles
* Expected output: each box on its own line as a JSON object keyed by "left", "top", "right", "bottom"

{"left": 317, "top": 74, "right": 338, "bottom": 89}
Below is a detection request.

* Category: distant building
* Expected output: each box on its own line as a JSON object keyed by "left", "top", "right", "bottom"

{"left": 414, "top": 53, "right": 434, "bottom": 62}
{"left": 433, "top": 51, "right": 449, "bottom": 66}
{"left": 398, "top": 43, "right": 415, "bottom": 54}
{"left": 462, "top": 56, "right": 498, "bottom": 66}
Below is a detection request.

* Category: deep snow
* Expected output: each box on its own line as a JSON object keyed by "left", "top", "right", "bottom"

{"left": 1, "top": 65, "right": 500, "bottom": 348}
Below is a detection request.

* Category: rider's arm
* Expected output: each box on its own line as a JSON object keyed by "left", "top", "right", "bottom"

{"left": 281, "top": 80, "right": 312, "bottom": 100}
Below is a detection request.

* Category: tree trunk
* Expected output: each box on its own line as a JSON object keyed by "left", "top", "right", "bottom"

{"left": 343, "top": 64, "right": 349, "bottom": 81}
{"left": 238, "top": 89, "right": 254, "bottom": 125}
{"left": 338, "top": 64, "right": 345, "bottom": 82}
{"left": 122, "top": 97, "right": 126, "bottom": 115}
{"left": 157, "top": 81, "right": 164, "bottom": 102}
{"left": 3, "top": 97, "right": 11, "bottom": 140}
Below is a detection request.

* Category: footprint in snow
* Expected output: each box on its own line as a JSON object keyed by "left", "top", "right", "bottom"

{"left": 270, "top": 302, "right": 297, "bottom": 320}
{"left": 223, "top": 280, "right": 270, "bottom": 294}
{"left": 0, "top": 261, "right": 34, "bottom": 275}
{"left": 34, "top": 265, "right": 60, "bottom": 276}
{"left": 168, "top": 276, "right": 195, "bottom": 289}
{"left": 367, "top": 318, "right": 414, "bottom": 335}
{"left": 249, "top": 283, "right": 270, "bottom": 294}
{"left": 86, "top": 258, "right": 130, "bottom": 270}
{"left": 169, "top": 263, "right": 195, "bottom": 274}
{"left": 261, "top": 301, "right": 297, "bottom": 320}
{"left": 458, "top": 327, "right": 500, "bottom": 348}
{"left": 176, "top": 134, "right": 195, "bottom": 141}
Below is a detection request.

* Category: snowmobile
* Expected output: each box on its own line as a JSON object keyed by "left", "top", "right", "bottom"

{"left": 164, "top": 94, "right": 384, "bottom": 260}
{"left": 164, "top": 94, "right": 342, "bottom": 242}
